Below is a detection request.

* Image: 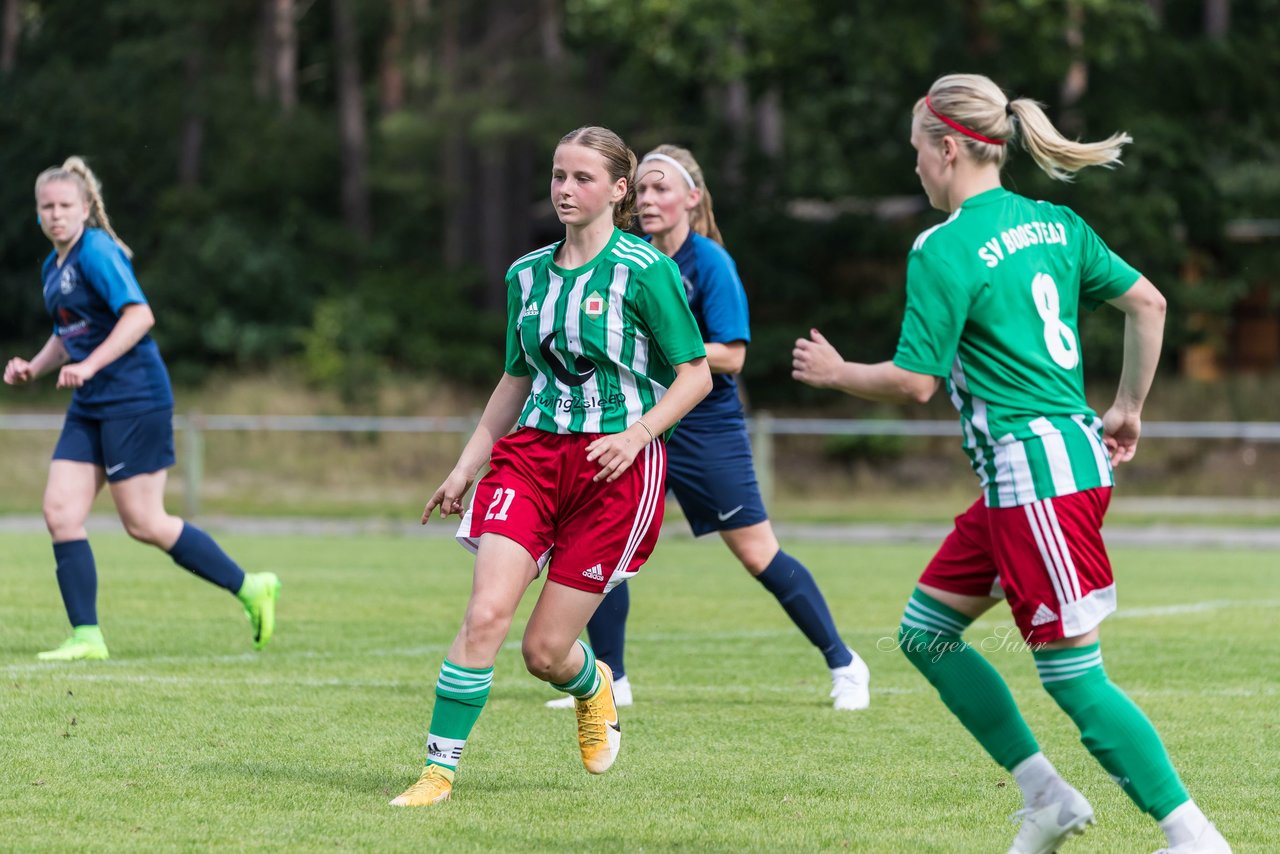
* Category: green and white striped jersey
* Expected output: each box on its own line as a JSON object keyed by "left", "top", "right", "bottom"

{"left": 892, "top": 188, "right": 1141, "bottom": 507}
{"left": 505, "top": 228, "right": 706, "bottom": 434}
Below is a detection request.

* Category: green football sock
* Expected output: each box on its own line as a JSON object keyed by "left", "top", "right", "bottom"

{"left": 550, "top": 639, "right": 600, "bottom": 698}
{"left": 424, "top": 659, "right": 493, "bottom": 771}
{"left": 899, "top": 589, "right": 1040, "bottom": 771}
{"left": 1035, "top": 643, "right": 1189, "bottom": 819}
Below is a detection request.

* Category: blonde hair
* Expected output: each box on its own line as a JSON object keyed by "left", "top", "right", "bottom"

{"left": 642, "top": 144, "right": 724, "bottom": 246}
{"left": 914, "top": 73, "right": 1132, "bottom": 182}
{"left": 34, "top": 156, "right": 133, "bottom": 257}
{"left": 558, "top": 126, "right": 638, "bottom": 229}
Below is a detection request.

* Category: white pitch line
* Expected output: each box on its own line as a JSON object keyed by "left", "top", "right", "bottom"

{"left": 1111, "top": 599, "right": 1280, "bottom": 618}
{"left": 6, "top": 599, "right": 1276, "bottom": 677}
{"left": 2, "top": 672, "right": 410, "bottom": 689}
{"left": 4, "top": 673, "right": 1273, "bottom": 700}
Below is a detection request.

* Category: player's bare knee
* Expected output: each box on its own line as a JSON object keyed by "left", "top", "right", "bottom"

{"left": 737, "top": 545, "right": 776, "bottom": 575}
{"left": 460, "top": 600, "right": 510, "bottom": 643}
{"left": 43, "top": 500, "right": 81, "bottom": 540}
{"left": 520, "top": 640, "right": 558, "bottom": 681}
{"left": 121, "top": 514, "right": 166, "bottom": 546}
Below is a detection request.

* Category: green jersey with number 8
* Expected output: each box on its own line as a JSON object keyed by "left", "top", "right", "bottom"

{"left": 893, "top": 187, "right": 1141, "bottom": 508}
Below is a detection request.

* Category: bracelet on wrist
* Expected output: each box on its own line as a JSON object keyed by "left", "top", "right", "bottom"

{"left": 634, "top": 418, "right": 656, "bottom": 441}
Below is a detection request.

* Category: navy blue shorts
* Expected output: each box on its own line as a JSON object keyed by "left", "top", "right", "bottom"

{"left": 52, "top": 409, "right": 176, "bottom": 482}
{"left": 665, "top": 416, "right": 768, "bottom": 537}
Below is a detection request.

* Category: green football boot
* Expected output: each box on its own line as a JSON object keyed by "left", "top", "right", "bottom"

{"left": 37, "top": 625, "right": 109, "bottom": 661}
{"left": 237, "top": 572, "right": 281, "bottom": 650}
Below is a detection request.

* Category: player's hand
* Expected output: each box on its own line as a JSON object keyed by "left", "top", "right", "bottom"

{"left": 422, "top": 468, "right": 473, "bottom": 523}
{"left": 585, "top": 424, "right": 649, "bottom": 483}
{"left": 4, "top": 357, "right": 33, "bottom": 385}
{"left": 56, "top": 362, "right": 97, "bottom": 389}
{"left": 792, "top": 328, "right": 845, "bottom": 389}
{"left": 1101, "top": 404, "right": 1141, "bottom": 465}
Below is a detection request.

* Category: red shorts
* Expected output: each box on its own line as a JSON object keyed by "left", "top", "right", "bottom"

{"left": 919, "top": 487, "right": 1116, "bottom": 644}
{"left": 455, "top": 427, "right": 667, "bottom": 594}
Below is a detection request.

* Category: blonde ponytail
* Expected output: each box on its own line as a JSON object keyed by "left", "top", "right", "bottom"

{"left": 1007, "top": 98, "right": 1131, "bottom": 182}
{"left": 34, "top": 156, "right": 133, "bottom": 257}
{"left": 915, "top": 73, "right": 1131, "bottom": 182}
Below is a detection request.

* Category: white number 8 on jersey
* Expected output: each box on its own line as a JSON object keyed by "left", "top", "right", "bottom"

{"left": 1031, "top": 272, "right": 1080, "bottom": 370}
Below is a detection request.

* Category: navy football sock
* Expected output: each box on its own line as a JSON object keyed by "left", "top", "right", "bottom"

{"left": 756, "top": 550, "right": 852, "bottom": 668}
{"left": 53, "top": 539, "right": 98, "bottom": 627}
{"left": 167, "top": 523, "right": 247, "bottom": 593}
{"left": 585, "top": 581, "right": 629, "bottom": 679}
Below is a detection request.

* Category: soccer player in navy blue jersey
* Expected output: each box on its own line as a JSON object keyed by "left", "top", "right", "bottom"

{"left": 546, "top": 144, "right": 871, "bottom": 712}
{"left": 4, "top": 157, "right": 281, "bottom": 661}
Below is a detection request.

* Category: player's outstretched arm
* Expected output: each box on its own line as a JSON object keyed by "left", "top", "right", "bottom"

{"left": 422, "top": 372, "right": 532, "bottom": 522}
{"left": 1102, "top": 276, "right": 1165, "bottom": 465}
{"left": 792, "top": 328, "right": 938, "bottom": 404}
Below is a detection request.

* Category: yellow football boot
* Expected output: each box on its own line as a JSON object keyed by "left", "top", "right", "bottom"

{"left": 575, "top": 661, "right": 621, "bottom": 774}
{"left": 389, "top": 764, "right": 454, "bottom": 807}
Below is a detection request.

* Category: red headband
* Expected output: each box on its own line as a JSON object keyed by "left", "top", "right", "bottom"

{"left": 925, "top": 95, "right": 1006, "bottom": 146}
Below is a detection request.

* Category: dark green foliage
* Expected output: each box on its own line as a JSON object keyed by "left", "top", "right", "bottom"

{"left": 1, "top": 1, "right": 1275, "bottom": 401}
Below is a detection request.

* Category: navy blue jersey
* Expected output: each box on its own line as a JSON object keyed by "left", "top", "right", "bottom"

{"left": 42, "top": 228, "right": 173, "bottom": 417}
{"left": 661, "top": 232, "right": 750, "bottom": 424}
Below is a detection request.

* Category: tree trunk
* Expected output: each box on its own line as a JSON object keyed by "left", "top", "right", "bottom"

{"left": 440, "top": 0, "right": 467, "bottom": 268}
{"left": 507, "top": 136, "right": 532, "bottom": 268}
{"left": 1204, "top": 0, "right": 1230, "bottom": 39}
{"left": 379, "top": 0, "right": 408, "bottom": 113}
{"left": 1, "top": 0, "right": 21, "bottom": 75}
{"left": 754, "top": 86, "right": 784, "bottom": 199}
{"left": 273, "top": 0, "right": 297, "bottom": 112}
{"left": 479, "top": 143, "right": 509, "bottom": 313}
{"left": 178, "top": 40, "right": 205, "bottom": 189}
{"left": 1059, "top": 0, "right": 1088, "bottom": 134}
{"left": 757, "top": 86, "right": 784, "bottom": 159}
{"left": 720, "top": 32, "right": 750, "bottom": 190}
{"left": 255, "top": 0, "right": 272, "bottom": 99}
{"left": 409, "top": 0, "right": 432, "bottom": 102}
{"left": 539, "top": 0, "right": 563, "bottom": 63}
{"left": 332, "top": 0, "right": 371, "bottom": 242}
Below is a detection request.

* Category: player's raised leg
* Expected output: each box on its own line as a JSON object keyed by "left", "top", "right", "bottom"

{"left": 723, "top": 522, "right": 870, "bottom": 710}
{"left": 525, "top": 577, "right": 617, "bottom": 773}
{"left": 545, "top": 581, "right": 633, "bottom": 709}
{"left": 111, "top": 466, "right": 281, "bottom": 649}
{"left": 996, "top": 492, "right": 1228, "bottom": 852}
{"left": 901, "top": 585, "right": 1094, "bottom": 854}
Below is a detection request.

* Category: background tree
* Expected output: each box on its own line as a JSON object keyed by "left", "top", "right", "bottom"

{"left": 0, "top": 0, "right": 1274, "bottom": 407}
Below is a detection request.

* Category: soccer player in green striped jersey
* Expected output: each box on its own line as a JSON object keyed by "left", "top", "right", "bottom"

{"left": 793, "top": 74, "right": 1229, "bottom": 854}
{"left": 390, "top": 126, "right": 711, "bottom": 807}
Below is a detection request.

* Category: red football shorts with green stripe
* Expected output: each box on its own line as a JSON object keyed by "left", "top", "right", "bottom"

{"left": 456, "top": 426, "right": 667, "bottom": 594}
{"left": 919, "top": 487, "right": 1115, "bottom": 644}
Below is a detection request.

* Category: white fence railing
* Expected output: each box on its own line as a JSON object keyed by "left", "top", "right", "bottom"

{"left": 4, "top": 413, "right": 1279, "bottom": 517}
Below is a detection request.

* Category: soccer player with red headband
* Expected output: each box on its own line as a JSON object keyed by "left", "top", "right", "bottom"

{"left": 793, "top": 74, "right": 1229, "bottom": 854}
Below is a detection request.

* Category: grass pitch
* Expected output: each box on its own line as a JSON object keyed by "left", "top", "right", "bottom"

{"left": 1, "top": 530, "right": 1275, "bottom": 852}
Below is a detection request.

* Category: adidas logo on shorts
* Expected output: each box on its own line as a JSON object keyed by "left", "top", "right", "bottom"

{"left": 581, "top": 564, "right": 605, "bottom": 582}
{"left": 1031, "top": 603, "right": 1059, "bottom": 626}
